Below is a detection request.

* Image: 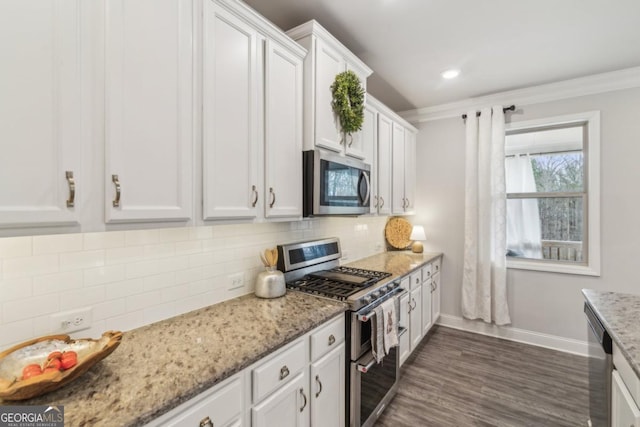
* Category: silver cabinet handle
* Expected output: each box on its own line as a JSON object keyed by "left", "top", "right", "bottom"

{"left": 431, "top": 282, "right": 435, "bottom": 292}
{"left": 328, "top": 334, "right": 336, "bottom": 346}
{"left": 199, "top": 416, "right": 213, "bottom": 427}
{"left": 379, "top": 196, "right": 384, "bottom": 208}
{"left": 279, "top": 365, "right": 289, "bottom": 380}
{"left": 269, "top": 187, "right": 276, "bottom": 208}
{"left": 373, "top": 195, "right": 379, "bottom": 208}
{"left": 411, "top": 298, "right": 417, "bottom": 310}
{"left": 299, "top": 388, "right": 307, "bottom": 412}
{"left": 112, "top": 175, "right": 121, "bottom": 207}
{"left": 251, "top": 185, "right": 258, "bottom": 207}
{"left": 406, "top": 198, "right": 410, "bottom": 209}
{"left": 408, "top": 300, "right": 412, "bottom": 314}
{"left": 65, "top": 171, "right": 75, "bottom": 208}
{"left": 315, "top": 374, "right": 323, "bottom": 398}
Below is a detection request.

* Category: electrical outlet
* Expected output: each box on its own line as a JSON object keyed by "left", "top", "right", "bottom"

{"left": 51, "top": 307, "right": 93, "bottom": 334}
{"left": 228, "top": 272, "right": 244, "bottom": 290}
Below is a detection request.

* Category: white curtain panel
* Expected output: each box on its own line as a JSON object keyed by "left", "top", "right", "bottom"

{"left": 462, "top": 106, "right": 511, "bottom": 326}
{"left": 506, "top": 155, "right": 542, "bottom": 258}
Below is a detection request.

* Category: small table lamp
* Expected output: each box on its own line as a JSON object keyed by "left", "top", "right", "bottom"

{"left": 409, "top": 225, "right": 426, "bottom": 253}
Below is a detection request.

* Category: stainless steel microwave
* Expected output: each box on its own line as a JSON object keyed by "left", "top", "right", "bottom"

{"left": 303, "top": 149, "right": 371, "bottom": 216}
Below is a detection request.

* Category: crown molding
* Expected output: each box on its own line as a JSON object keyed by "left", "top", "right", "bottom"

{"left": 399, "top": 66, "right": 640, "bottom": 123}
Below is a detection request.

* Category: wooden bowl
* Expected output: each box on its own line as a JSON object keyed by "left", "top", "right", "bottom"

{"left": 0, "top": 330, "right": 122, "bottom": 401}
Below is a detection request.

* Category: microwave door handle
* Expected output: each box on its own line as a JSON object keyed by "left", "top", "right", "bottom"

{"left": 359, "top": 171, "right": 371, "bottom": 206}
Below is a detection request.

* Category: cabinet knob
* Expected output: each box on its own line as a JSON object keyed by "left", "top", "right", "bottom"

{"left": 328, "top": 334, "right": 336, "bottom": 346}
{"left": 269, "top": 187, "right": 276, "bottom": 208}
{"left": 65, "top": 171, "right": 75, "bottom": 208}
{"left": 279, "top": 365, "right": 289, "bottom": 380}
{"left": 199, "top": 416, "right": 213, "bottom": 427}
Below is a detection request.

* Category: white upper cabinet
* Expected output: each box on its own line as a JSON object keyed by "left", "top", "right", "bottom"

{"left": 203, "top": 2, "right": 259, "bottom": 220}
{"left": 287, "top": 21, "right": 372, "bottom": 159}
{"left": 105, "top": 0, "right": 193, "bottom": 223}
{"left": 360, "top": 104, "right": 378, "bottom": 214}
{"left": 264, "top": 39, "right": 304, "bottom": 218}
{"left": 313, "top": 39, "right": 346, "bottom": 153}
{"left": 368, "top": 96, "right": 393, "bottom": 216}
{"left": 391, "top": 121, "right": 417, "bottom": 215}
{"left": 0, "top": 0, "right": 83, "bottom": 228}
{"left": 203, "top": 0, "right": 305, "bottom": 222}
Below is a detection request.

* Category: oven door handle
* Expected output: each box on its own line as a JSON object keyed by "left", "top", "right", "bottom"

{"left": 356, "top": 352, "right": 377, "bottom": 373}
{"left": 356, "top": 287, "right": 404, "bottom": 322}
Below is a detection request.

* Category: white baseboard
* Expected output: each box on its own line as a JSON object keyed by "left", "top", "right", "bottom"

{"left": 436, "top": 314, "right": 589, "bottom": 357}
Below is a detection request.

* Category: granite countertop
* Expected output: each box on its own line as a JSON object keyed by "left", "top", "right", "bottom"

{"left": 0, "top": 250, "right": 440, "bottom": 425}
{"left": 582, "top": 289, "right": 640, "bottom": 378}
{"left": 345, "top": 251, "right": 443, "bottom": 283}
{"left": 1, "top": 292, "right": 346, "bottom": 426}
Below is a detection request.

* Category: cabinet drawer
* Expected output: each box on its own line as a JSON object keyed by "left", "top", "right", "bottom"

{"left": 421, "top": 263, "right": 432, "bottom": 281}
{"left": 410, "top": 271, "right": 422, "bottom": 291}
{"left": 253, "top": 338, "right": 306, "bottom": 403}
{"left": 432, "top": 257, "right": 441, "bottom": 275}
{"left": 310, "top": 315, "right": 345, "bottom": 361}
{"left": 613, "top": 343, "right": 640, "bottom": 405}
{"left": 159, "top": 375, "right": 242, "bottom": 427}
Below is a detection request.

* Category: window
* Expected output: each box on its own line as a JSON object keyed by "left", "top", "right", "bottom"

{"left": 505, "top": 112, "right": 600, "bottom": 276}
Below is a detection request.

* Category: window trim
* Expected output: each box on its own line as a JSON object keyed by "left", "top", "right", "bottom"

{"left": 505, "top": 111, "right": 600, "bottom": 276}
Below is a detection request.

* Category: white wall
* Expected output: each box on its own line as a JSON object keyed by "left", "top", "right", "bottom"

{"left": 414, "top": 87, "right": 640, "bottom": 346}
{"left": 0, "top": 216, "right": 387, "bottom": 350}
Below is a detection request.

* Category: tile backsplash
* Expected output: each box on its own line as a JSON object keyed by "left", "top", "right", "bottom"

{"left": 0, "top": 216, "right": 388, "bottom": 349}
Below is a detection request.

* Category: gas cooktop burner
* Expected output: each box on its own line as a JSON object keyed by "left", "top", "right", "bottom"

{"left": 286, "top": 266, "right": 391, "bottom": 301}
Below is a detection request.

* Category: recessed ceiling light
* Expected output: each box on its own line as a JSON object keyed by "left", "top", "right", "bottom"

{"left": 442, "top": 69, "right": 460, "bottom": 79}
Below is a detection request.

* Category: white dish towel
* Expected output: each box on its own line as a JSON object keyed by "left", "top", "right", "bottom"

{"left": 382, "top": 298, "right": 398, "bottom": 354}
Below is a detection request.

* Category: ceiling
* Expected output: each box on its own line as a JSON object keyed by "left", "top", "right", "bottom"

{"left": 243, "top": 0, "right": 640, "bottom": 112}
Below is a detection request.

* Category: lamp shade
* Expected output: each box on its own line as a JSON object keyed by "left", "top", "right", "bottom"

{"left": 409, "top": 225, "right": 426, "bottom": 241}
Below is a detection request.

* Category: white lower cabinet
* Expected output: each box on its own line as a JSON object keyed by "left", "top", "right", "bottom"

{"left": 252, "top": 371, "right": 309, "bottom": 427}
{"left": 399, "top": 256, "right": 443, "bottom": 367}
{"left": 612, "top": 343, "right": 640, "bottom": 427}
{"left": 151, "top": 373, "right": 244, "bottom": 427}
{"left": 310, "top": 345, "right": 345, "bottom": 427}
{"left": 398, "top": 278, "right": 411, "bottom": 366}
{"left": 148, "top": 315, "right": 345, "bottom": 427}
{"left": 409, "top": 284, "right": 423, "bottom": 351}
{"left": 612, "top": 370, "right": 640, "bottom": 427}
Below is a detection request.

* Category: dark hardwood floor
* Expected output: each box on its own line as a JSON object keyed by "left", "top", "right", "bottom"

{"left": 375, "top": 325, "right": 589, "bottom": 427}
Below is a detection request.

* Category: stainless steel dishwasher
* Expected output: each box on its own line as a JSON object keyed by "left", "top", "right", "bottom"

{"left": 584, "top": 302, "right": 613, "bottom": 427}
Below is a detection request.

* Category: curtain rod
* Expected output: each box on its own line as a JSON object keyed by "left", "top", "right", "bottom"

{"left": 461, "top": 105, "right": 516, "bottom": 120}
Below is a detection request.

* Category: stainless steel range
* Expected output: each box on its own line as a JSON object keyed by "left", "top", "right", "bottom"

{"left": 277, "top": 237, "right": 406, "bottom": 427}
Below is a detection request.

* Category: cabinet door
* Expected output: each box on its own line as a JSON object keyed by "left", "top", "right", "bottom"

{"left": 432, "top": 272, "right": 441, "bottom": 323}
{"left": 612, "top": 369, "right": 640, "bottom": 427}
{"left": 105, "top": 0, "right": 193, "bottom": 223}
{"left": 376, "top": 114, "right": 393, "bottom": 215}
{"left": 311, "top": 344, "right": 345, "bottom": 427}
{"left": 203, "top": 2, "right": 259, "bottom": 220}
{"left": 409, "top": 285, "right": 422, "bottom": 351}
{"left": 404, "top": 130, "right": 416, "bottom": 213}
{"left": 264, "top": 39, "right": 303, "bottom": 218}
{"left": 422, "top": 280, "right": 433, "bottom": 335}
{"left": 357, "top": 104, "right": 377, "bottom": 214}
{"left": 252, "top": 371, "right": 309, "bottom": 427}
{"left": 343, "top": 66, "right": 369, "bottom": 160}
{"left": 398, "top": 291, "right": 411, "bottom": 366}
{"left": 0, "top": 0, "right": 82, "bottom": 227}
{"left": 391, "top": 123, "right": 406, "bottom": 214}
{"left": 314, "top": 39, "right": 345, "bottom": 153}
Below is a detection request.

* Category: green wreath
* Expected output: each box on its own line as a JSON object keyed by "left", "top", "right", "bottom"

{"left": 330, "top": 70, "right": 365, "bottom": 138}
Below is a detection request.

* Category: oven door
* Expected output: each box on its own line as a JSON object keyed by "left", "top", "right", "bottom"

{"left": 350, "top": 346, "right": 399, "bottom": 427}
